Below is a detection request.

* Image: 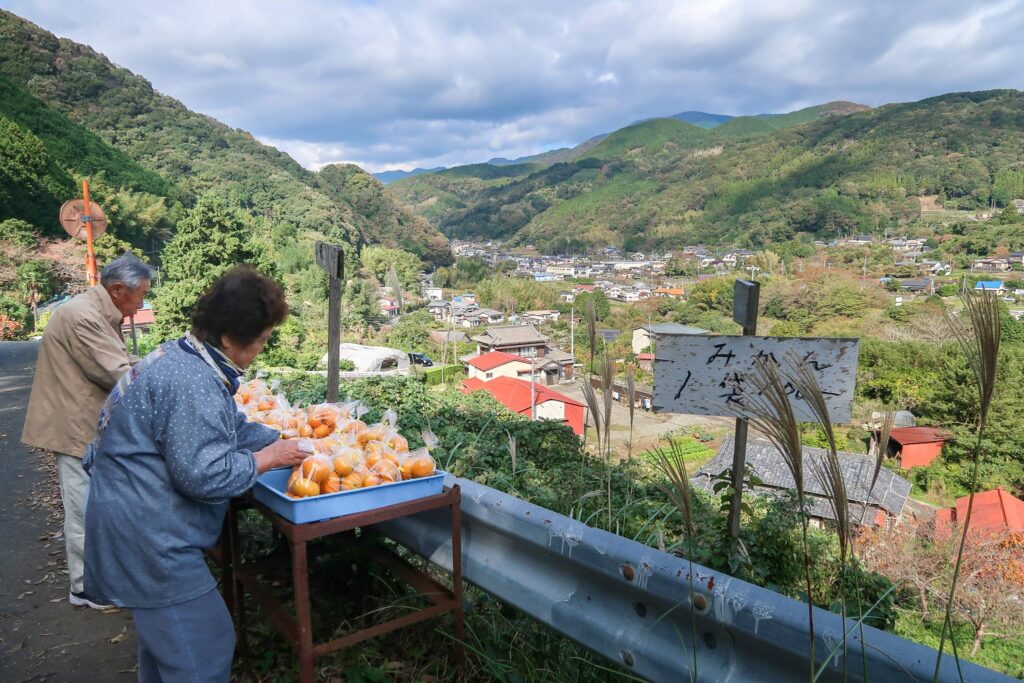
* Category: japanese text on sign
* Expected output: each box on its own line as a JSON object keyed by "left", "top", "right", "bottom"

{"left": 652, "top": 335, "right": 860, "bottom": 422}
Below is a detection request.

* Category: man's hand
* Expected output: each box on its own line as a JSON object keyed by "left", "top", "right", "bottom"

{"left": 254, "top": 439, "right": 310, "bottom": 473}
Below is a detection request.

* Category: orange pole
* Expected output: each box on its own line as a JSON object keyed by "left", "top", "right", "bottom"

{"left": 83, "top": 180, "right": 98, "bottom": 286}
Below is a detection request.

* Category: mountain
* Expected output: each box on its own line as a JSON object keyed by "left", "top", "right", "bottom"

{"left": 667, "top": 102, "right": 871, "bottom": 131}
{"left": 388, "top": 91, "right": 1024, "bottom": 252}
{"left": 669, "top": 111, "right": 734, "bottom": 128}
{"left": 0, "top": 9, "right": 450, "bottom": 265}
{"left": 314, "top": 164, "right": 451, "bottom": 264}
{"left": 486, "top": 134, "right": 608, "bottom": 167}
{"left": 373, "top": 167, "right": 445, "bottom": 184}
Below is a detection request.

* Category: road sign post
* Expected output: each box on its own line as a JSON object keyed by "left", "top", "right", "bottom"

{"left": 652, "top": 276, "right": 861, "bottom": 544}
{"left": 652, "top": 336, "right": 859, "bottom": 421}
{"left": 728, "top": 280, "right": 759, "bottom": 543}
{"left": 59, "top": 181, "right": 108, "bottom": 287}
{"left": 82, "top": 180, "right": 98, "bottom": 286}
{"left": 315, "top": 241, "right": 345, "bottom": 403}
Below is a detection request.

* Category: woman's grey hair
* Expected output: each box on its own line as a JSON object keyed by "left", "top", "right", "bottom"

{"left": 100, "top": 252, "right": 155, "bottom": 290}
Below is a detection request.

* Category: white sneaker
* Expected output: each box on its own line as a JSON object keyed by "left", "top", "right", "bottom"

{"left": 69, "top": 592, "right": 114, "bottom": 610}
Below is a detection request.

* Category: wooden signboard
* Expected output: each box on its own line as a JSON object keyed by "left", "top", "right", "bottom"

{"left": 314, "top": 241, "right": 344, "bottom": 403}
{"left": 653, "top": 334, "right": 860, "bottom": 423}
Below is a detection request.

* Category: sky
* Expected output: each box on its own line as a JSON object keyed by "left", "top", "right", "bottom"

{"left": 6, "top": 0, "right": 1024, "bottom": 173}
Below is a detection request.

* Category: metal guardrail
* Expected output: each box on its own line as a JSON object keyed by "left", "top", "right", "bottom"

{"left": 379, "top": 476, "right": 1016, "bottom": 683}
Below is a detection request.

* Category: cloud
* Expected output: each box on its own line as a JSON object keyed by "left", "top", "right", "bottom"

{"left": 7, "top": 0, "right": 1024, "bottom": 171}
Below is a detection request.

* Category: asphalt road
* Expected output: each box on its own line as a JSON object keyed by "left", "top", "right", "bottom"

{"left": 0, "top": 341, "right": 137, "bottom": 682}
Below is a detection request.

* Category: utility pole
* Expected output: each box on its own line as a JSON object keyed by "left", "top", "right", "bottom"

{"left": 530, "top": 358, "right": 537, "bottom": 420}
{"left": 570, "top": 305, "right": 575, "bottom": 359}
{"left": 81, "top": 180, "right": 98, "bottom": 287}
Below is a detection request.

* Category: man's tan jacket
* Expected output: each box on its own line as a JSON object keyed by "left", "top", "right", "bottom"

{"left": 22, "top": 285, "right": 138, "bottom": 458}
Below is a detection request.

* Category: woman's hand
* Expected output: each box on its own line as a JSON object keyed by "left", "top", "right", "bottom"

{"left": 254, "top": 439, "right": 310, "bottom": 473}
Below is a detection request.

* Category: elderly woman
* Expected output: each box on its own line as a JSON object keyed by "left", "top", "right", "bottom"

{"left": 83, "top": 266, "right": 307, "bottom": 682}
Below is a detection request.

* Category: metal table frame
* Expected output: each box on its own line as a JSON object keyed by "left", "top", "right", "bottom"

{"left": 221, "top": 485, "right": 464, "bottom": 682}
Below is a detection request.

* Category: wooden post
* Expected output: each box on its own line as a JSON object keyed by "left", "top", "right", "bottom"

{"left": 727, "top": 279, "right": 760, "bottom": 543}
{"left": 315, "top": 241, "right": 345, "bottom": 403}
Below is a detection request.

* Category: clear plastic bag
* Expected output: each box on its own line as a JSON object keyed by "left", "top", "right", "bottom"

{"left": 369, "top": 458, "right": 402, "bottom": 483}
{"left": 236, "top": 379, "right": 271, "bottom": 407}
{"left": 309, "top": 436, "right": 342, "bottom": 456}
{"left": 399, "top": 447, "right": 436, "bottom": 479}
{"left": 340, "top": 419, "right": 367, "bottom": 435}
{"left": 340, "top": 470, "right": 364, "bottom": 491}
{"left": 362, "top": 440, "right": 385, "bottom": 464}
{"left": 358, "top": 422, "right": 388, "bottom": 446}
{"left": 383, "top": 430, "right": 409, "bottom": 453}
{"left": 321, "top": 471, "right": 342, "bottom": 494}
{"left": 287, "top": 465, "right": 320, "bottom": 498}
{"left": 353, "top": 462, "right": 381, "bottom": 488}
{"left": 298, "top": 455, "right": 332, "bottom": 484}
{"left": 331, "top": 446, "right": 363, "bottom": 477}
{"left": 306, "top": 403, "right": 342, "bottom": 438}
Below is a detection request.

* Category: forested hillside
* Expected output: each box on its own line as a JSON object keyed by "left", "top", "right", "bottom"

{"left": 390, "top": 91, "right": 1024, "bottom": 252}
{"left": 0, "top": 8, "right": 452, "bottom": 356}
{"left": 314, "top": 164, "right": 451, "bottom": 265}
{"left": 0, "top": 9, "right": 449, "bottom": 265}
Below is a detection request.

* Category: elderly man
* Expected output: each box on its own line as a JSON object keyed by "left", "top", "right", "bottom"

{"left": 22, "top": 252, "right": 154, "bottom": 609}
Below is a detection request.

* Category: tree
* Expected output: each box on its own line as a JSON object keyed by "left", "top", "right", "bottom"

{"left": 0, "top": 116, "right": 75, "bottom": 232}
{"left": 996, "top": 204, "right": 1019, "bottom": 225}
{"left": 0, "top": 219, "right": 59, "bottom": 332}
{"left": 153, "top": 196, "right": 275, "bottom": 339}
{"left": 386, "top": 308, "right": 434, "bottom": 352}
{"left": 755, "top": 250, "right": 782, "bottom": 276}
{"left": 687, "top": 277, "right": 734, "bottom": 314}
{"left": 940, "top": 531, "right": 1024, "bottom": 656}
{"left": 341, "top": 277, "right": 380, "bottom": 329}
{"left": 451, "top": 257, "right": 489, "bottom": 286}
{"left": 572, "top": 290, "right": 610, "bottom": 321}
{"left": 861, "top": 526, "right": 1024, "bottom": 657}
{"left": 360, "top": 245, "right": 423, "bottom": 291}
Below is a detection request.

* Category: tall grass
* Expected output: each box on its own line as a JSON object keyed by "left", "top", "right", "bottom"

{"left": 782, "top": 357, "right": 859, "bottom": 681}
{"left": 386, "top": 266, "right": 404, "bottom": 315}
{"left": 742, "top": 358, "right": 815, "bottom": 679}
{"left": 625, "top": 365, "right": 636, "bottom": 461}
{"left": 933, "top": 292, "right": 1002, "bottom": 681}
{"left": 581, "top": 351, "right": 615, "bottom": 529}
{"left": 625, "top": 365, "right": 638, "bottom": 506}
{"left": 648, "top": 438, "right": 699, "bottom": 683}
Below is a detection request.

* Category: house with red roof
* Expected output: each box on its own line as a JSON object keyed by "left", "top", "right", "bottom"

{"left": 469, "top": 324, "right": 575, "bottom": 383}
{"left": 935, "top": 488, "right": 1024, "bottom": 537}
{"left": 121, "top": 303, "right": 155, "bottom": 335}
{"left": 462, "top": 376, "right": 585, "bottom": 435}
{"left": 885, "top": 426, "right": 948, "bottom": 468}
{"left": 465, "top": 351, "right": 532, "bottom": 381}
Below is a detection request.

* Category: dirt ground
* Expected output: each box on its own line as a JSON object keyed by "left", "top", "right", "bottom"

{"left": 0, "top": 341, "right": 138, "bottom": 682}
{"left": 555, "top": 377, "right": 734, "bottom": 454}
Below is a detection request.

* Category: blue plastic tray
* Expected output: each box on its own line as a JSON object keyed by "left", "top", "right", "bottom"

{"left": 253, "top": 467, "right": 446, "bottom": 524}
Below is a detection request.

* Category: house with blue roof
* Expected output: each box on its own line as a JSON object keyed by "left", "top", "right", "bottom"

{"left": 974, "top": 280, "right": 1005, "bottom": 292}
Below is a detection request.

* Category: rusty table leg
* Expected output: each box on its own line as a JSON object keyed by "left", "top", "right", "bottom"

{"left": 451, "top": 486, "right": 465, "bottom": 681}
{"left": 292, "top": 539, "right": 315, "bottom": 683}
{"left": 232, "top": 487, "right": 464, "bottom": 681}
{"left": 218, "top": 511, "right": 235, "bottom": 619}
{"left": 228, "top": 503, "right": 254, "bottom": 675}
